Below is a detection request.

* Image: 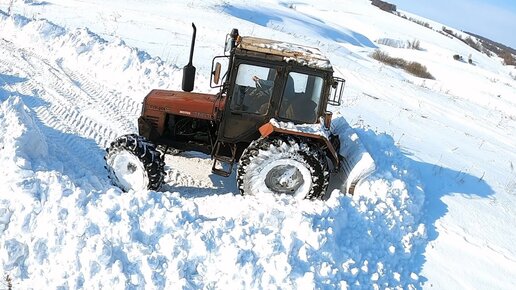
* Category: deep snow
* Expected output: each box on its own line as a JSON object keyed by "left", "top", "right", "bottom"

{"left": 0, "top": 0, "right": 515, "bottom": 289}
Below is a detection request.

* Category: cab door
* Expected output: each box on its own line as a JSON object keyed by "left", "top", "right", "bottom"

{"left": 218, "top": 61, "right": 279, "bottom": 142}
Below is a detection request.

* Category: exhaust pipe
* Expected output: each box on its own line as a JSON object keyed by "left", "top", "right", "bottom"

{"left": 182, "top": 23, "right": 197, "bottom": 92}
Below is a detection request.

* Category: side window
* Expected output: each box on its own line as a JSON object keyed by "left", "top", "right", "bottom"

{"left": 231, "top": 64, "right": 276, "bottom": 115}
{"left": 279, "top": 72, "right": 323, "bottom": 123}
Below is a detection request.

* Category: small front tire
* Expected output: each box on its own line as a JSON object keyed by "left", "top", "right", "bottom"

{"left": 105, "top": 134, "right": 165, "bottom": 192}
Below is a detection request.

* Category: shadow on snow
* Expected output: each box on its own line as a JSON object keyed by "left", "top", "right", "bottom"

{"left": 0, "top": 72, "right": 110, "bottom": 192}
{"left": 329, "top": 116, "right": 494, "bottom": 288}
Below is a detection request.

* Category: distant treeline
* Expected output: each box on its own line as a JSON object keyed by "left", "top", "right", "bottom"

{"left": 465, "top": 31, "right": 516, "bottom": 65}
{"left": 371, "top": 0, "right": 396, "bottom": 13}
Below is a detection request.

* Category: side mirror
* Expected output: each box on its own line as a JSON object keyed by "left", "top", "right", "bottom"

{"left": 210, "top": 56, "right": 229, "bottom": 88}
{"left": 213, "top": 62, "right": 222, "bottom": 85}
{"left": 328, "top": 77, "right": 345, "bottom": 106}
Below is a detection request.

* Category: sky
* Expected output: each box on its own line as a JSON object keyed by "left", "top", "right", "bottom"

{"left": 387, "top": 0, "right": 516, "bottom": 49}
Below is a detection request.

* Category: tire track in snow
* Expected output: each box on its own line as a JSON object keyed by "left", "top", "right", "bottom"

{"left": 0, "top": 39, "right": 137, "bottom": 185}
{"left": 0, "top": 39, "right": 140, "bottom": 133}
{"left": 57, "top": 65, "right": 141, "bottom": 134}
{"left": 21, "top": 51, "right": 131, "bottom": 144}
{"left": 0, "top": 47, "right": 105, "bottom": 182}
{"left": 1, "top": 39, "right": 228, "bottom": 193}
{"left": 4, "top": 40, "right": 134, "bottom": 141}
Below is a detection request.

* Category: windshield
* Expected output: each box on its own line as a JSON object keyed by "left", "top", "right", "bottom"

{"left": 279, "top": 72, "right": 323, "bottom": 123}
{"left": 230, "top": 63, "right": 276, "bottom": 115}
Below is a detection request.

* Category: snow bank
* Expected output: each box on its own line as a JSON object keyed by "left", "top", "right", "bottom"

{"left": 0, "top": 96, "right": 48, "bottom": 163}
{"left": 0, "top": 11, "right": 181, "bottom": 96}
{"left": 0, "top": 94, "right": 425, "bottom": 289}
{"left": 0, "top": 176, "right": 425, "bottom": 289}
{"left": 0, "top": 96, "right": 426, "bottom": 288}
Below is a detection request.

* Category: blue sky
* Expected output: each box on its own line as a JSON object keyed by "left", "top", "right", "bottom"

{"left": 387, "top": 0, "right": 516, "bottom": 49}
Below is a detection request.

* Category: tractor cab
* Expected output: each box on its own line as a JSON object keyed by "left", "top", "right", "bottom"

{"left": 210, "top": 32, "right": 345, "bottom": 175}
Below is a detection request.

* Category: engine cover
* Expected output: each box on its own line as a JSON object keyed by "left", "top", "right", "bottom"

{"left": 140, "top": 89, "right": 224, "bottom": 135}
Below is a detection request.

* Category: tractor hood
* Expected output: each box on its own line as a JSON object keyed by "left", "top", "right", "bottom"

{"left": 142, "top": 89, "right": 222, "bottom": 120}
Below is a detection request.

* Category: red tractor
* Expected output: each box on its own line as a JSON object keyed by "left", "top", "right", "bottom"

{"left": 105, "top": 24, "right": 349, "bottom": 199}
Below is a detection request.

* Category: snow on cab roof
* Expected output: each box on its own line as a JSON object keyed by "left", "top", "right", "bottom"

{"left": 238, "top": 36, "right": 332, "bottom": 70}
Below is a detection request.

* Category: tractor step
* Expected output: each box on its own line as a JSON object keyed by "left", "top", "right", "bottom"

{"left": 212, "top": 141, "right": 237, "bottom": 177}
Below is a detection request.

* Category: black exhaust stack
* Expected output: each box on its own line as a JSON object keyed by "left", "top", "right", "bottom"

{"left": 182, "top": 23, "right": 197, "bottom": 92}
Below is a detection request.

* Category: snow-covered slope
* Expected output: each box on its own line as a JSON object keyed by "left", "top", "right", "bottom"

{"left": 0, "top": 0, "right": 515, "bottom": 289}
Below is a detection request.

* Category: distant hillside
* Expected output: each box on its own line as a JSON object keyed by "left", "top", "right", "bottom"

{"left": 369, "top": 0, "right": 516, "bottom": 66}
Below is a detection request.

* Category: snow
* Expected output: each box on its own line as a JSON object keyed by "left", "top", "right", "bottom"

{"left": 239, "top": 36, "right": 332, "bottom": 69}
{"left": 0, "top": 0, "right": 515, "bottom": 289}
{"left": 270, "top": 118, "right": 330, "bottom": 138}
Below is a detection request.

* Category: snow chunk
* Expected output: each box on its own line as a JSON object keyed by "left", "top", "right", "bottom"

{"left": 1, "top": 239, "right": 29, "bottom": 274}
{"left": 0, "top": 96, "right": 48, "bottom": 165}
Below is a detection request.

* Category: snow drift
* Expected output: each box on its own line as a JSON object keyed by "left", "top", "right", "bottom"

{"left": 0, "top": 10, "right": 430, "bottom": 289}
{"left": 0, "top": 0, "right": 515, "bottom": 288}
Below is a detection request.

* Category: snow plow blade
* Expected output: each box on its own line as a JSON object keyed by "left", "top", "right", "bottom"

{"left": 333, "top": 118, "right": 376, "bottom": 195}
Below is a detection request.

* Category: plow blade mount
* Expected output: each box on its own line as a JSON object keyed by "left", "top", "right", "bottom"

{"left": 334, "top": 118, "right": 376, "bottom": 195}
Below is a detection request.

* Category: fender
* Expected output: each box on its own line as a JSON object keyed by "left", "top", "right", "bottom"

{"left": 258, "top": 121, "right": 340, "bottom": 168}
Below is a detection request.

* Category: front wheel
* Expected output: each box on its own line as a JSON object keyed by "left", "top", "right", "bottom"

{"left": 105, "top": 134, "right": 165, "bottom": 192}
{"left": 237, "top": 136, "right": 329, "bottom": 199}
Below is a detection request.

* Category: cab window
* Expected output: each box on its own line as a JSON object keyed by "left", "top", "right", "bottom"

{"left": 230, "top": 64, "right": 276, "bottom": 115}
{"left": 279, "top": 72, "right": 323, "bottom": 123}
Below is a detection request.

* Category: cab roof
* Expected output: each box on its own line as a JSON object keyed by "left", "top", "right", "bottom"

{"left": 237, "top": 36, "right": 332, "bottom": 71}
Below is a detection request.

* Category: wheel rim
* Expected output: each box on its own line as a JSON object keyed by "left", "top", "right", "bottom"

{"left": 259, "top": 159, "right": 312, "bottom": 198}
{"left": 107, "top": 150, "right": 148, "bottom": 191}
{"left": 265, "top": 164, "right": 304, "bottom": 194}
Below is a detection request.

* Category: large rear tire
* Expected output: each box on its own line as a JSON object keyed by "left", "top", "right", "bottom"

{"left": 105, "top": 134, "right": 165, "bottom": 192}
{"left": 237, "top": 136, "right": 329, "bottom": 199}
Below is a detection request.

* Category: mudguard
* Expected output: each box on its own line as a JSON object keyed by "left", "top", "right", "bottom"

{"left": 258, "top": 119, "right": 340, "bottom": 168}
{"left": 259, "top": 118, "right": 376, "bottom": 195}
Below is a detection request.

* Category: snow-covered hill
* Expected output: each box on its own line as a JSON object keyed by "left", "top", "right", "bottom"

{"left": 0, "top": 0, "right": 515, "bottom": 289}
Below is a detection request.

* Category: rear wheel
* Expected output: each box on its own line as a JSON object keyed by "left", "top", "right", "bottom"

{"left": 105, "top": 134, "right": 165, "bottom": 191}
{"left": 237, "top": 136, "right": 329, "bottom": 199}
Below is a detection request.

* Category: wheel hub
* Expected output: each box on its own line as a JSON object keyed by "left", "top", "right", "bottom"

{"left": 264, "top": 164, "right": 304, "bottom": 194}
{"left": 107, "top": 150, "right": 148, "bottom": 191}
{"left": 127, "top": 162, "right": 137, "bottom": 173}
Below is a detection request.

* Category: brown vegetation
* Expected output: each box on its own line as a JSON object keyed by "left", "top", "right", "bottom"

{"left": 404, "top": 62, "right": 435, "bottom": 79}
{"left": 371, "top": 50, "right": 435, "bottom": 79}
{"left": 502, "top": 52, "right": 516, "bottom": 66}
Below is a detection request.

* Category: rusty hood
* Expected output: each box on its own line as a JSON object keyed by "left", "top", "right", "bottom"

{"left": 142, "top": 89, "right": 222, "bottom": 120}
